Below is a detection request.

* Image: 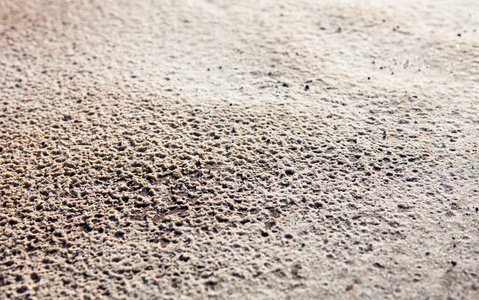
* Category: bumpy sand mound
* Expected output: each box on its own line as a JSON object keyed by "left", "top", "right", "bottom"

{"left": 1, "top": 0, "right": 478, "bottom": 298}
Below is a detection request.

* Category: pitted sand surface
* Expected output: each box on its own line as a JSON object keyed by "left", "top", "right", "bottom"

{"left": 1, "top": 0, "right": 478, "bottom": 299}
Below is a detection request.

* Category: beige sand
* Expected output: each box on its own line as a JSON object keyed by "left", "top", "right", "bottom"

{"left": 1, "top": 0, "right": 478, "bottom": 298}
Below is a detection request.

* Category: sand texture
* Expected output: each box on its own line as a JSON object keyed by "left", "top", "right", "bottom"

{"left": 1, "top": 0, "right": 479, "bottom": 299}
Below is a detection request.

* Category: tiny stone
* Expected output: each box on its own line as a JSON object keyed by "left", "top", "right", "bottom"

{"left": 398, "top": 204, "right": 411, "bottom": 210}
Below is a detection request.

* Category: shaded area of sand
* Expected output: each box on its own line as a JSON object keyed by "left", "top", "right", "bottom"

{"left": 1, "top": 0, "right": 478, "bottom": 298}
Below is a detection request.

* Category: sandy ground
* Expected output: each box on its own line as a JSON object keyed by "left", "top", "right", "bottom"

{"left": 1, "top": 0, "right": 479, "bottom": 299}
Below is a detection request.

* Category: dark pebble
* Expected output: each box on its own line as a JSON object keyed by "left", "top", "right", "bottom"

{"left": 398, "top": 204, "right": 411, "bottom": 210}
{"left": 373, "top": 262, "right": 385, "bottom": 269}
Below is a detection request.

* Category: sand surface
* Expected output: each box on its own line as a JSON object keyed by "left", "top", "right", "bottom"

{"left": 1, "top": 0, "right": 479, "bottom": 299}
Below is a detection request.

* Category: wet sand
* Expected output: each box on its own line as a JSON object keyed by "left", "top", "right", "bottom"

{"left": 1, "top": 0, "right": 478, "bottom": 298}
